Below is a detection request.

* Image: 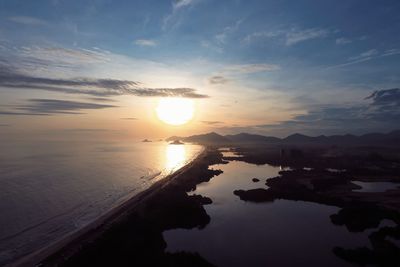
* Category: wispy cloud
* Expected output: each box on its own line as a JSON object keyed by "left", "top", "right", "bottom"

{"left": 285, "top": 28, "right": 329, "bottom": 46}
{"left": 200, "top": 40, "right": 223, "bottom": 53}
{"left": 87, "top": 97, "right": 117, "bottom": 102}
{"left": 27, "top": 46, "right": 107, "bottom": 62}
{"left": 336, "top": 36, "right": 368, "bottom": 45}
{"left": 0, "top": 45, "right": 109, "bottom": 76}
{"left": 209, "top": 76, "right": 229, "bottom": 84}
{"left": 348, "top": 49, "right": 378, "bottom": 61}
{"left": 336, "top": 37, "right": 352, "bottom": 45}
{"left": 0, "top": 64, "right": 209, "bottom": 98}
{"left": 0, "top": 99, "right": 117, "bottom": 116}
{"left": 173, "top": 0, "right": 195, "bottom": 10}
{"left": 163, "top": 0, "right": 198, "bottom": 30}
{"left": 329, "top": 48, "right": 400, "bottom": 68}
{"left": 242, "top": 30, "right": 282, "bottom": 44}
{"left": 223, "top": 64, "right": 280, "bottom": 74}
{"left": 207, "top": 64, "right": 279, "bottom": 82}
{"left": 382, "top": 48, "right": 400, "bottom": 57}
{"left": 8, "top": 16, "right": 47, "bottom": 26}
{"left": 201, "top": 120, "right": 223, "bottom": 125}
{"left": 121, "top": 117, "right": 138, "bottom": 120}
{"left": 365, "top": 88, "right": 400, "bottom": 106}
{"left": 215, "top": 20, "right": 242, "bottom": 45}
{"left": 63, "top": 128, "right": 112, "bottom": 132}
{"left": 200, "top": 20, "right": 243, "bottom": 53}
{"left": 134, "top": 39, "right": 157, "bottom": 47}
{"left": 243, "top": 27, "right": 330, "bottom": 46}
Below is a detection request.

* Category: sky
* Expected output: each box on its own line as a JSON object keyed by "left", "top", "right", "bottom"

{"left": 0, "top": 0, "right": 400, "bottom": 139}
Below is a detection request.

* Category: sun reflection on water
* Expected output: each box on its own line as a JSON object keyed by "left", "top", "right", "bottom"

{"left": 165, "top": 144, "right": 186, "bottom": 173}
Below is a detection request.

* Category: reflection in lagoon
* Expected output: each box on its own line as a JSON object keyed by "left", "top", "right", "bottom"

{"left": 165, "top": 144, "right": 187, "bottom": 174}
{"left": 279, "top": 166, "right": 292, "bottom": 171}
{"left": 221, "top": 151, "right": 243, "bottom": 158}
{"left": 164, "top": 160, "right": 371, "bottom": 267}
{"left": 352, "top": 181, "right": 399, "bottom": 192}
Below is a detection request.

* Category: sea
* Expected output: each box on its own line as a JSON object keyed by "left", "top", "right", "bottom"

{"left": 0, "top": 140, "right": 203, "bottom": 265}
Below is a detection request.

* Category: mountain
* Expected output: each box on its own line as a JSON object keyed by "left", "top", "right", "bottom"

{"left": 283, "top": 133, "right": 314, "bottom": 143}
{"left": 165, "top": 135, "right": 183, "bottom": 142}
{"left": 167, "top": 132, "right": 231, "bottom": 144}
{"left": 166, "top": 130, "right": 400, "bottom": 146}
{"left": 225, "top": 133, "right": 281, "bottom": 143}
{"left": 185, "top": 132, "right": 231, "bottom": 143}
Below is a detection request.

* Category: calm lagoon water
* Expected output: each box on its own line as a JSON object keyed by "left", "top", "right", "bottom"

{"left": 0, "top": 140, "right": 202, "bottom": 265}
{"left": 352, "top": 180, "right": 399, "bottom": 192}
{"left": 164, "top": 152, "right": 379, "bottom": 267}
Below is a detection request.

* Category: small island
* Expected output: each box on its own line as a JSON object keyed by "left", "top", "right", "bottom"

{"left": 170, "top": 140, "right": 184, "bottom": 145}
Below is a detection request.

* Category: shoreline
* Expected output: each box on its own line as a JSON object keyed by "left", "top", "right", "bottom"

{"left": 10, "top": 146, "right": 209, "bottom": 267}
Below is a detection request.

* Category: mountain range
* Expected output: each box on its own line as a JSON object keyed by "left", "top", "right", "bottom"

{"left": 166, "top": 130, "right": 400, "bottom": 146}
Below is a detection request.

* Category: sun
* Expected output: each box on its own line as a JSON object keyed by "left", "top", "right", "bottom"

{"left": 156, "top": 97, "right": 194, "bottom": 125}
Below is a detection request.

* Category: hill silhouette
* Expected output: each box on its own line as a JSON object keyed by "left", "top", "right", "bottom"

{"left": 167, "top": 130, "right": 400, "bottom": 146}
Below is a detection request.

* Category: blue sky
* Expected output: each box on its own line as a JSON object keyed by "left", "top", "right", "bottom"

{"left": 0, "top": 0, "right": 400, "bottom": 137}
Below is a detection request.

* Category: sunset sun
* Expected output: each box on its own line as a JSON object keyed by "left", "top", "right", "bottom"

{"left": 156, "top": 97, "right": 194, "bottom": 126}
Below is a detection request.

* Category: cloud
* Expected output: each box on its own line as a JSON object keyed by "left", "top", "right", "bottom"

{"left": 382, "top": 48, "right": 400, "bottom": 57}
{"left": 0, "top": 99, "right": 117, "bottom": 116}
{"left": 121, "top": 117, "right": 138, "bottom": 120}
{"left": 364, "top": 88, "right": 400, "bottom": 122}
{"left": 173, "top": 0, "right": 195, "bottom": 10}
{"left": 8, "top": 16, "right": 47, "bottom": 26}
{"left": 0, "top": 44, "right": 209, "bottom": 98}
{"left": 285, "top": 28, "right": 329, "bottom": 46}
{"left": 242, "top": 30, "right": 282, "bottom": 44}
{"left": 163, "top": 0, "right": 198, "bottom": 30}
{"left": 201, "top": 120, "right": 223, "bottom": 125}
{"left": 256, "top": 88, "right": 400, "bottom": 135}
{"left": 336, "top": 37, "right": 352, "bottom": 45}
{"left": 200, "top": 40, "right": 223, "bottom": 53}
{"left": 0, "top": 45, "right": 109, "bottom": 76}
{"left": 365, "top": 88, "right": 400, "bottom": 106}
{"left": 328, "top": 48, "right": 400, "bottom": 68}
{"left": 0, "top": 111, "right": 41, "bottom": 116}
{"left": 215, "top": 20, "right": 242, "bottom": 45}
{"left": 0, "top": 66, "right": 138, "bottom": 89}
{"left": 209, "top": 76, "right": 228, "bottom": 84}
{"left": 223, "top": 64, "right": 280, "bottom": 74}
{"left": 336, "top": 36, "right": 368, "bottom": 45}
{"left": 87, "top": 97, "right": 117, "bottom": 102}
{"left": 243, "top": 27, "right": 329, "bottom": 46}
{"left": 63, "top": 128, "right": 112, "bottom": 132}
{"left": 26, "top": 46, "right": 107, "bottom": 63}
{"left": 201, "top": 20, "right": 242, "bottom": 52}
{"left": 349, "top": 49, "right": 378, "bottom": 61}
{"left": 128, "top": 88, "right": 208, "bottom": 98}
{"left": 0, "top": 66, "right": 209, "bottom": 98}
{"left": 0, "top": 124, "right": 11, "bottom": 126}
{"left": 134, "top": 39, "right": 157, "bottom": 47}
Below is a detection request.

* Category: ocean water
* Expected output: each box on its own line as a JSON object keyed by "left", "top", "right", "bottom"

{"left": 0, "top": 140, "right": 203, "bottom": 265}
{"left": 164, "top": 151, "right": 381, "bottom": 267}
